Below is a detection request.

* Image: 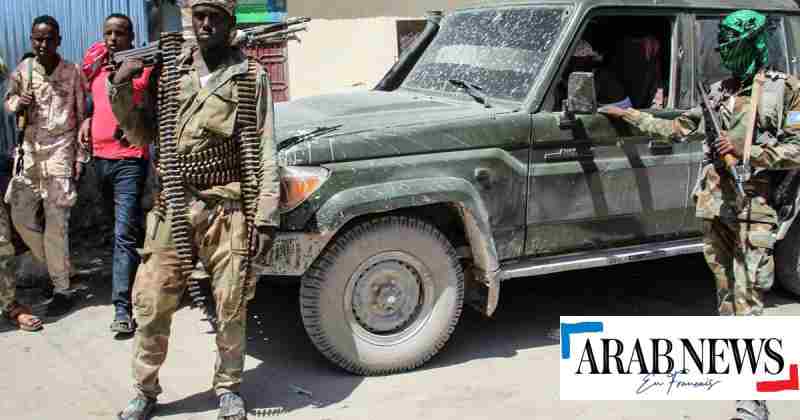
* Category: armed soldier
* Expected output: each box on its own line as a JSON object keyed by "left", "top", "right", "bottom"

{"left": 111, "top": 1, "right": 279, "bottom": 419}
{"left": 0, "top": 54, "right": 42, "bottom": 332}
{"left": 603, "top": 10, "right": 800, "bottom": 420}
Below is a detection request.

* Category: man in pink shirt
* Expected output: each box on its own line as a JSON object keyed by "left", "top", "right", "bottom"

{"left": 79, "top": 14, "right": 152, "bottom": 334}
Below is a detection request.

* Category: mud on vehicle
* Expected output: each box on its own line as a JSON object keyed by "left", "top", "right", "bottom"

{"left": 256, "top": 0, "right": 800, "bottom": 375}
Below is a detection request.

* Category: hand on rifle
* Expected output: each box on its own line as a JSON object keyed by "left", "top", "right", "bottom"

{"left": 74, "top": 161, "right": 84, "bottom": 181}
{"left": 113, "top": 58, "right": 144, "bottom": 85}
{"left": 17, "top": 91, "right": 34, "bottom": 110}
{"left": 715, "top": 131, "right": 741, "bottom": 160}
{"left": 79, "top": 118, "right": 92, "bottom": 147}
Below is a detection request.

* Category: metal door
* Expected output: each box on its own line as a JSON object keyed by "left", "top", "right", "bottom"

{"left": 242, "top": 41, "right": 290, "bottom": 102}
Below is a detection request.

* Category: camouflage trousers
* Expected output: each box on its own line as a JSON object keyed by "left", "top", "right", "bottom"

{"left": 8, "top": 176, "right": 74, "bottom": 293}
{"left": 132, "top": 197, "right": 254, "bottom": 398}
{"left": 0, "top": 204, "right": 17, "bottom": 313}
{"left": 702, "top": 216, "right": 775, "bottom": 316}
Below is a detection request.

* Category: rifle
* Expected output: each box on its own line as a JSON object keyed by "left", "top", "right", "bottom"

{"left": 110, "top": 17, "right": 311, "bottom": 68}
{"left": 696, "top": 80, "right": 748, "bottom": 201}
{"left": 5, "top": 60, "right": 33, "bottom": 204}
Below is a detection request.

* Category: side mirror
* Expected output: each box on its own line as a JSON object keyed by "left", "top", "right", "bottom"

{"left": 567, "top": 71, "right": 598, "bottom": 114}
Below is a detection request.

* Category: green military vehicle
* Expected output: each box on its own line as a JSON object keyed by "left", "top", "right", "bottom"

{"left": 256, "top": 0, "right": 800, "bottom": 375}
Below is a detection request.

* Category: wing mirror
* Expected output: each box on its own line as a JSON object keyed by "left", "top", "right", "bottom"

{"left": 560, "top": 71, "right": 597, "bottom": 128}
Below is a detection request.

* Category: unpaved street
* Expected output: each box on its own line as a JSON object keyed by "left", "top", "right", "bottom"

{"left": 2, "top": 253, "right": 799, "bottom": 420}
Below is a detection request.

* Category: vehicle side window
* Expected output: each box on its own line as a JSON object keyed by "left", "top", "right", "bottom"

{"left": 542, "top": 14, "right": 676, "bottom": 112}
{"left": 694, "top": 16, "right": 788, "bottom": 86}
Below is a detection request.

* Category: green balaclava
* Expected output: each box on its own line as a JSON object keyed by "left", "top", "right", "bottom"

{"left": 718, "top": 10, "right": 769, "bottom": 81}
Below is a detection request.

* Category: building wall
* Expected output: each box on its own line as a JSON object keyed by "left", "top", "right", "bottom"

{"left": 288, "top": 17, "right": 409, "bottom": 98}
{"left": 286, "top": 1, "right": 476, "bottom": 99}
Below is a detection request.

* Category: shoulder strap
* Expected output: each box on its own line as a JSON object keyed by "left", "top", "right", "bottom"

{"left": 742, "top": 71, "right": 767, "bottom": 170}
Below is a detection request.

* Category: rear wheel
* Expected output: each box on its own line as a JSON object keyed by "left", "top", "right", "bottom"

{"left": 300, "top": 216, "right": 464, "bottom": 375}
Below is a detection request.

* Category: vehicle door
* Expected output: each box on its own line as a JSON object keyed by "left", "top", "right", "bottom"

{"left": 525, "top": 11, "right": 696, "bottom": 256}
{"left": 687, "top": 12, "right": 793, "bottom": 232}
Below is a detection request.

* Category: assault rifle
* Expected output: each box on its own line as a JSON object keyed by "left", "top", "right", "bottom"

{"left": 110, "top": 17, "right": 311, "bottom": 68}
{"left": 696, "top": 80, "right": 748, "bottom": 201}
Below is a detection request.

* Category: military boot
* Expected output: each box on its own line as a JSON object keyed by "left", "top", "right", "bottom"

{"left": 118, "top": 395, "right": 156, "bottom": 420}
{"left": 218, "top": 392, "right": 247, "bottom": 420}
{"left": 733, "top": 400, "right": 769, "bottom": 420}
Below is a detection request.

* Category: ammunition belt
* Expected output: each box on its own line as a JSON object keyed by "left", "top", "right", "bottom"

{"left": 154, "top": 31, "right": 218, "bottom": 329}
{"left": 179, "top": 140, "right": 242, "bottom": 190}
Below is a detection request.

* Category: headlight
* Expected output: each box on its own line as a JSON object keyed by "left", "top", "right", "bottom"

{"left": 280, "top": 166, "right": 330, "bottom": 211}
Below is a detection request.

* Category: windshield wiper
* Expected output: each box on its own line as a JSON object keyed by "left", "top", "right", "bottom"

{"left": 448, "top": 79, "right": 492, "bottom": 108}
{"left": 278, "top": 125, "right": 343, "bottom": 151}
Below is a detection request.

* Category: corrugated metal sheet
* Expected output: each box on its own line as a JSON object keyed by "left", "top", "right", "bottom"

{"left": 0, "top": 0, "right": 148, "bottom": 157}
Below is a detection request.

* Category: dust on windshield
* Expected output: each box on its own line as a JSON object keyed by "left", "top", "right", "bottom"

{"left": 402, "top": 6, "right": 569, "bottom": 103}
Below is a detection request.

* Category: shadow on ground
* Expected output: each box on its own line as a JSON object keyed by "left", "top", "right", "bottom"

{"left": 161, "top": 253, "right": 799, "bottom": 416}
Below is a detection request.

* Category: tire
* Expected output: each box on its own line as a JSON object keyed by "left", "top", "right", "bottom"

{"left": 776, "top": 221, "right": 800, "bottom": 296}
{"left": 299, "top": 216, "right": 464, "bottom": 375}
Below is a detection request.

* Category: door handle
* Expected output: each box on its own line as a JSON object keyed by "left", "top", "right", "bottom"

{"left": 648, "top": 140, "right": 673, "bottom": 155}
{"left": 544, "top": 147, "right": 594, "bottom": 162}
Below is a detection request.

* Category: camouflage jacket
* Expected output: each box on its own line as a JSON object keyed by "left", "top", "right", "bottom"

{"left": 3, "top": 56, "right": 90, "bottom": 178}
{"left": 109, "top": 48, "right": 280, "bottom": 228}
{"left": 621, "top": 71, "right": 800, "bottom": 222}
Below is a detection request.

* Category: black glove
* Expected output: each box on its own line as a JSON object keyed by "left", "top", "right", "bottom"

{"left": 250, "top": 225, "right": 276, "bottom": 259}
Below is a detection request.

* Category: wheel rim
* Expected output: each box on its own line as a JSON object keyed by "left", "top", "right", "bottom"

{"left": 345, "top": 251, "right": 435, "bottom": 345}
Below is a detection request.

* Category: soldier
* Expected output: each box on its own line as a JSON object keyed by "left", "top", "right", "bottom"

{"left": 111, "top": 1, "right": 279, "bottom": 419}
{"left": 3, "top": 15, "right": 90, "bottom": 317}
{"left": 1, "top": 54, "right": 42, "bottom": 332}
{"left": 602, "top": 10, "right": 800, "bottom": 420}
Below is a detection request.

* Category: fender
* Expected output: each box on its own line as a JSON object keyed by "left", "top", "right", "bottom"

{"left": 316, "top": 176, "right": 501, "bottom": 316}
{"left": 257, "top": 177, "right": 502, "bottom": 315}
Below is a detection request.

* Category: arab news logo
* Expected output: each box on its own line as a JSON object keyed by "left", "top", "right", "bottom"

{"left": 560, "top": 320, "right": 799, "bottom": 396}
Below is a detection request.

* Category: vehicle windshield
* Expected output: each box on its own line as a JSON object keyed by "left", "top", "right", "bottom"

{"left": 401, "top": 6, "right": 569, "bottom": 103}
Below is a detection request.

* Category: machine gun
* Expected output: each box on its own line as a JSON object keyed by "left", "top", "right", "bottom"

{"left": 110, "top": 17, "right": 311, "bottom": 68}
{"left": 696, "top": 80, "right": 748, "bottom": 201}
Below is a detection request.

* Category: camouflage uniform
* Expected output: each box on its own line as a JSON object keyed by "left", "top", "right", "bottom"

{"left": 110, "top": 46, "right": 279, "bottom": 397}
{"left": 0, "top": 204, "right": 17, "bottom": 314}
{"left": 3, "top": 56, "right": 90, "bottom": 295}
{"left": 621, "top": 72, "right": 800, "bottom": 316}
{"left": 0, "top": 55, "right": 17, "bottom": 315}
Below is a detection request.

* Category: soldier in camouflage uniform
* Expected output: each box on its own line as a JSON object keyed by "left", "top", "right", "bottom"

{"left": 0, "top": 54, "right": 42, "bottom": 332}
{"left": 111, "top": 1, "right": 279, "bottom": 419}
{"left": 603, "top": 10, "right": 800, "bottom": 420}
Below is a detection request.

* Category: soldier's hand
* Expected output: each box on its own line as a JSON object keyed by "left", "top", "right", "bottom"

{"left": 79, "top": 118, "right": 92, "bottom": 146}
{"left": 598, "top": 105, "right": 626, "bottom": 119}
{"left": 715, "top": 133, "right": 741, "bottom": 159}
{"left": 113, "top": 58, "right": 145, "bottom": 85}
{"left": 250, "top": 225, "right": 276, "bottom": 260}
{"left": 17, "top": 91, "right": 34, "bottom": 109}
{"left": 74, "top": 161, "right": 84, "bottom": 181}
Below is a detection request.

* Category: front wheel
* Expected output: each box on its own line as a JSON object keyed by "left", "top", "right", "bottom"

{"left": 299, "top": 216, "right": 464, "bottom": 375}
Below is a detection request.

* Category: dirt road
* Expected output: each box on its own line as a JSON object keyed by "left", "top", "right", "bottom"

{"left": 2, "top": 254, "right": 798, "bottom": 419}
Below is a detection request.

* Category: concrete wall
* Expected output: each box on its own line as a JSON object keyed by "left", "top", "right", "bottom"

{"left": 289, "top": 0, "right": 475, "bottom": 19}
{"left": 288, "top": 17, "right": 411, "bottom": 98}
{"left": 285, "top": 0, "right": 478, "bottom": 99}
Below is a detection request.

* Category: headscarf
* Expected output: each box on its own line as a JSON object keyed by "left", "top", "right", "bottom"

{"left": 717, "top": 10, "right": 769, "bottom": 81}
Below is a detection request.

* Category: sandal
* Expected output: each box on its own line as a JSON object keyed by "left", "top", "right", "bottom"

{"left": 6, "top": 303, "right": 43, "bottom": 332}
{"left": 111, "top": 316, "right": 135, "bottom": 334}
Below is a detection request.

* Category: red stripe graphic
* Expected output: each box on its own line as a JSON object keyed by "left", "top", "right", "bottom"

{"left": 756, "top": 364, "right": 799, "bottom": 392}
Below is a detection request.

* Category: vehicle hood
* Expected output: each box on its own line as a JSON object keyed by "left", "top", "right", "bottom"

{"left": 275, "top": 90, "right": 513, "bottom": 165}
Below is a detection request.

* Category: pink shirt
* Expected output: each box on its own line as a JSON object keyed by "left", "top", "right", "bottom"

{"left": 90, "top": 67, "right": 152, "bottom": 160}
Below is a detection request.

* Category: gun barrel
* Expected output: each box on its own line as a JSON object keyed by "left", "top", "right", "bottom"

{"left": 111, "top": 41, "right": 161, "bottom": 67}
